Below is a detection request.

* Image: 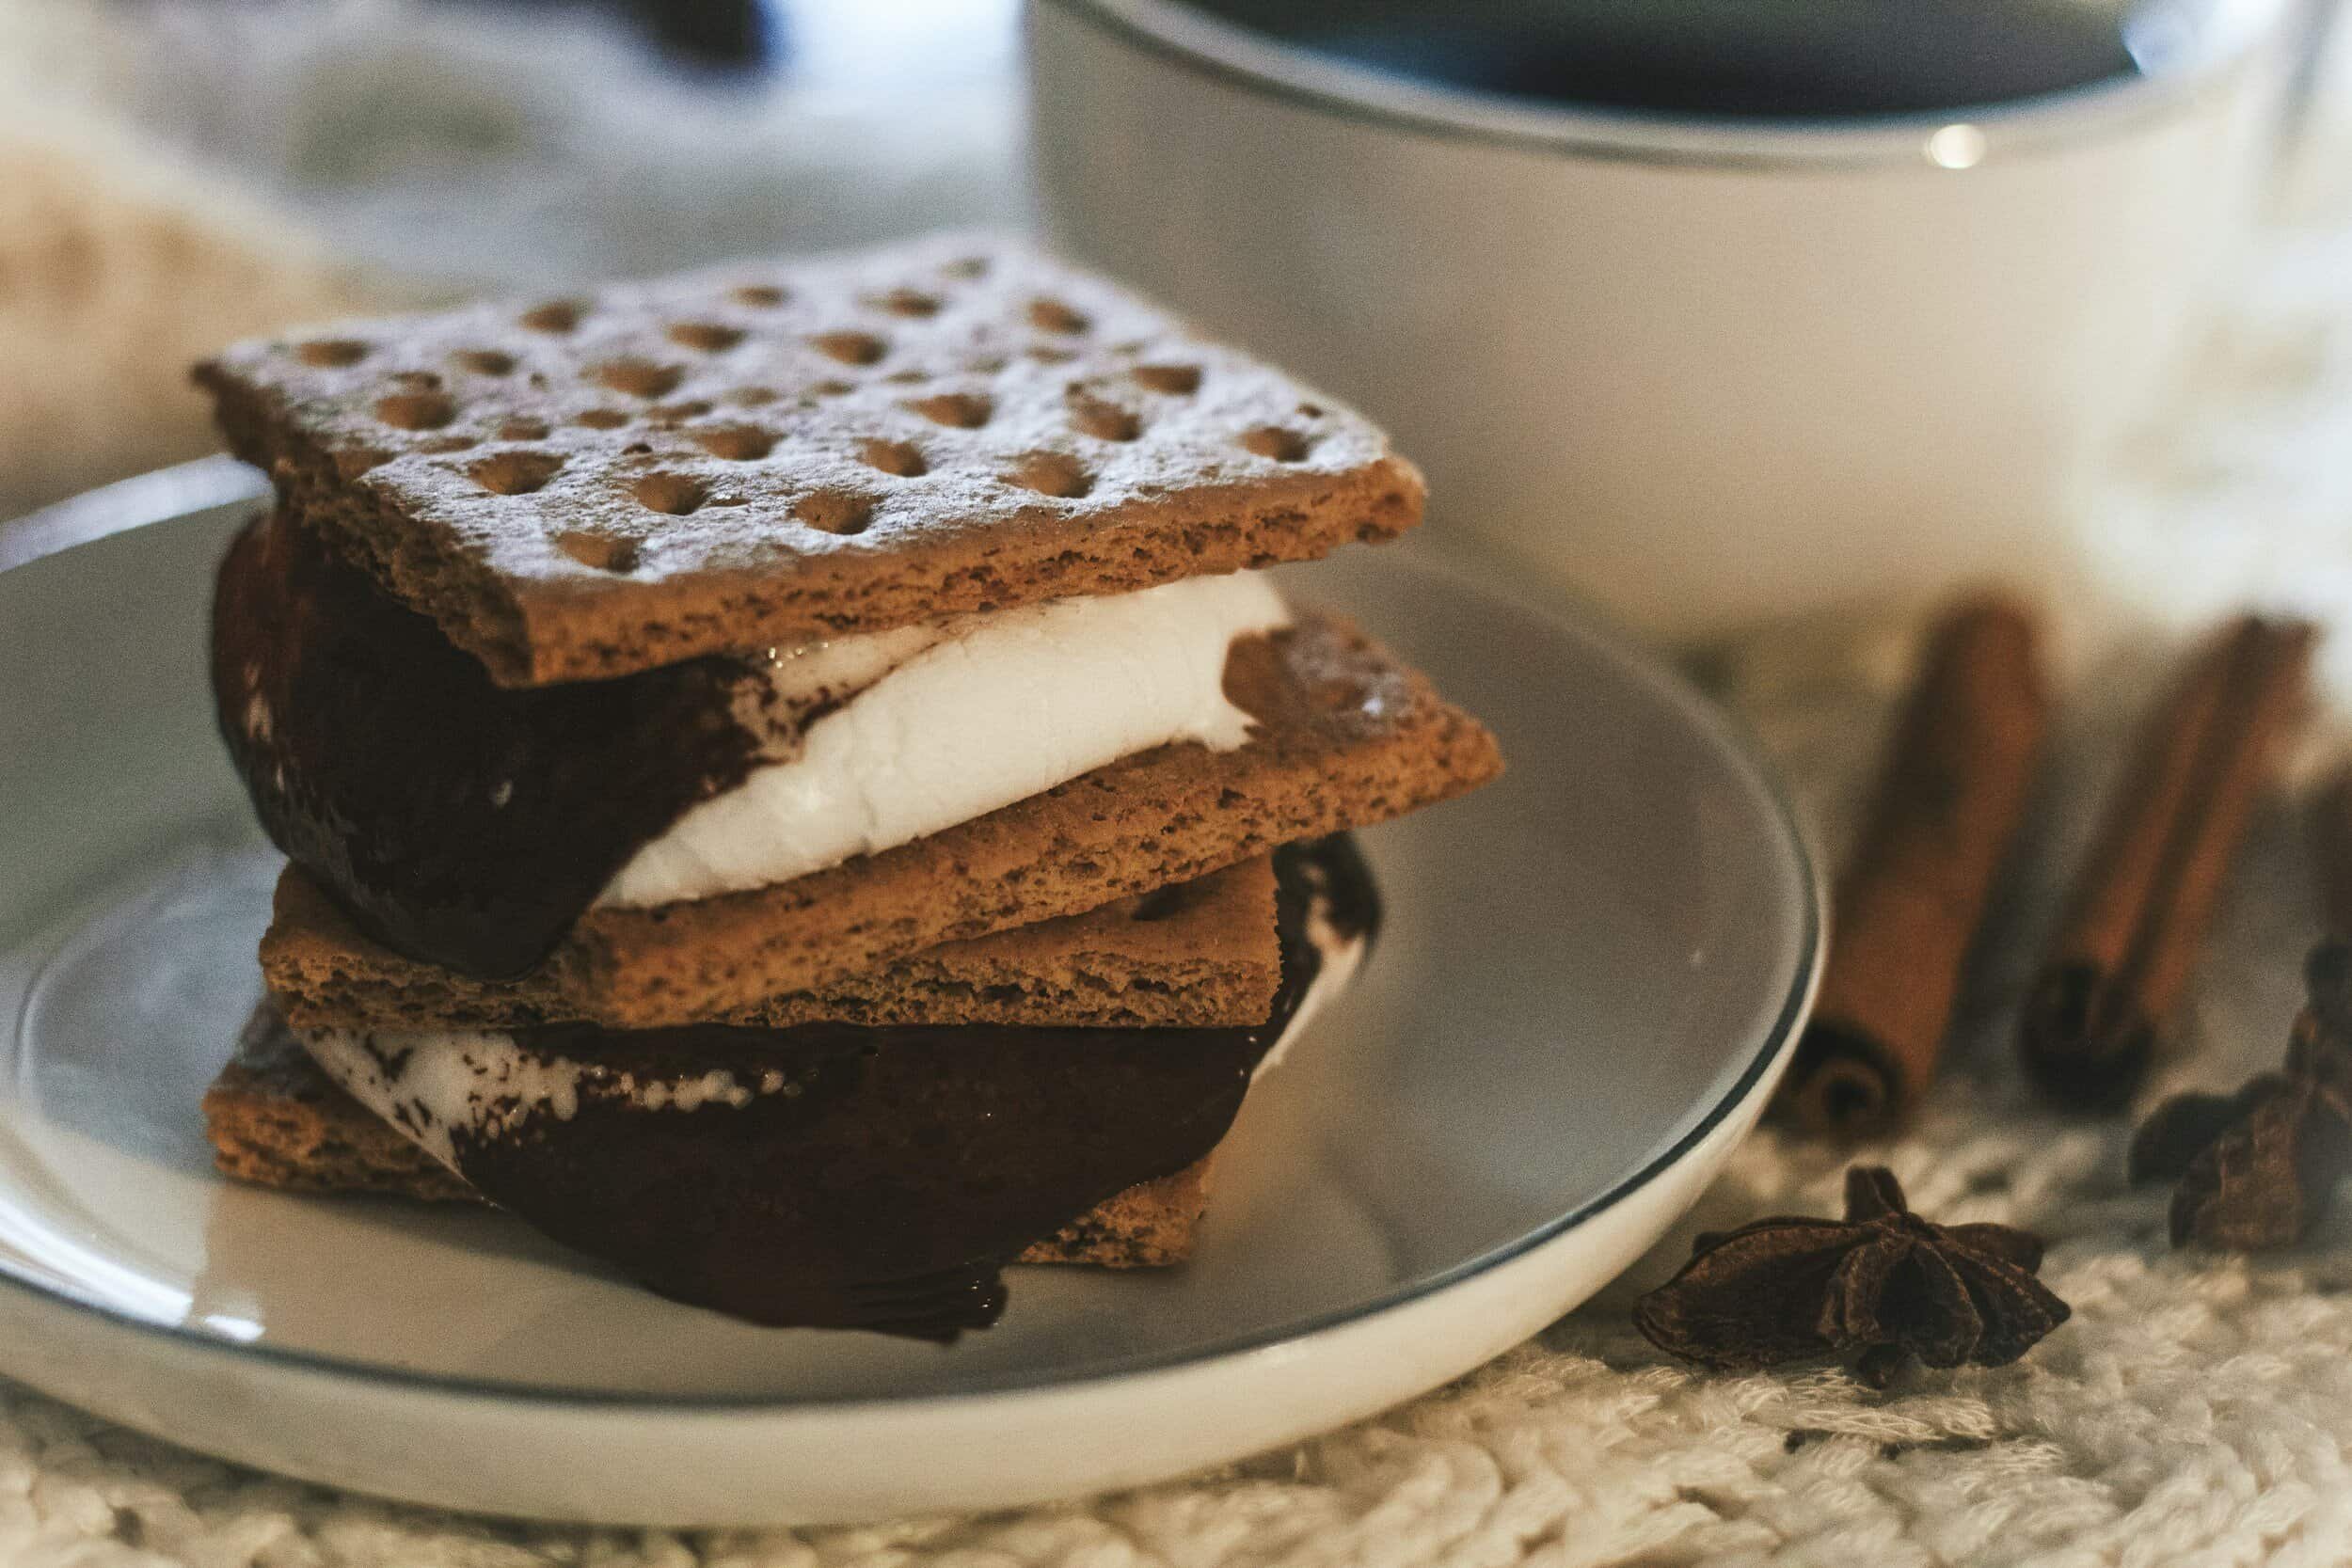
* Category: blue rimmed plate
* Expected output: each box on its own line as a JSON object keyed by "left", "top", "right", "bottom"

{"left": 0, "top": 457, "right": 1820, "bottom": 1526}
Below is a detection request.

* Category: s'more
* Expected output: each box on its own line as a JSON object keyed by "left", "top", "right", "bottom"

{"left": 195, "top": 232, "right": 1502, "bottom": 1336}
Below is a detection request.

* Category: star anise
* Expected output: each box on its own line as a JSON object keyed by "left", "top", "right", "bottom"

{"left": 1632, "top": 1166, "right": 2070, "bottom": 1388}
{"left": 2130, "top": 942, "right": 2352, "bottom": 1250}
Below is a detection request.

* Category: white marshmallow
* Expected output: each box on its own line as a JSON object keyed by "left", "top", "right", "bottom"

{"left": 596, "top": 571, "right": 1291, "bottom": 908}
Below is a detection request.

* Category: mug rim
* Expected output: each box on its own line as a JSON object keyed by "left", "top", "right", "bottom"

{"left": 1036, "top": 0, "right": 2302, "bottom": 168}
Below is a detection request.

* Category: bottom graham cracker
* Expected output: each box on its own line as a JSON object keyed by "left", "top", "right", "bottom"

{"left": 201, "top": 1006, "right": 1214, "bottom": 1269}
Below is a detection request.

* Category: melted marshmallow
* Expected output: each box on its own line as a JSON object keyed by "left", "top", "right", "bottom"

{"left": 596, "top": 571, "right": 1291, "bottom": 908}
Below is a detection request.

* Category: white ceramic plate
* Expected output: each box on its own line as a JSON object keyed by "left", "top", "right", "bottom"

{"left": 0, "top": 458, "right": 1821, "bottom": 1527}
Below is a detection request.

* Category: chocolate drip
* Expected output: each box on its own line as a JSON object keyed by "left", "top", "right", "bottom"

{"left": 211, "top": 513, "right": 762, "bottom": 975}
{"left": 381, "top": 837, "right": 1379, "bottom": 1338}
{"left": 1292, "top": 829, "right": 1381, "bottom": 948}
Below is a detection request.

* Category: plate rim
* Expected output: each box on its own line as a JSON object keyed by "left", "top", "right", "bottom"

{"left": 0, "top": 458, "right": 1825, "bottom": 1414}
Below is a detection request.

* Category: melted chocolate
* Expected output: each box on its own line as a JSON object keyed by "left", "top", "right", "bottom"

{"left": 393, "top": 837, "right": 1379, "bottom": 1338}
{"left": 211, "top": 513, "right": 761, "bottom": 975}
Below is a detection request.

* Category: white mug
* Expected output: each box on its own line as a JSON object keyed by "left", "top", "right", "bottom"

{"left": 1028, "top": 0, "right": 2327, "bottom": 641}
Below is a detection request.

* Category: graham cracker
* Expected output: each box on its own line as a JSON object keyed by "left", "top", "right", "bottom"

{"left": 203, "top": 1003, "right": 474, "bottom": 1203}
{"left": 260, "top": 611, "right": 1502, "bottom": 1028}
{"left": 267, "top": 855, "right": 1280, "bottom": 1031}
{"left": 202, "top": 1006, "right": 1211, "bottom": 1268}
{"left": 196, "top": 232, "right": 1423, "bottom": 687}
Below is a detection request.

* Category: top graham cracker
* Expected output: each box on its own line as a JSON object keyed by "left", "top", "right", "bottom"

{"left": 197, "top": 233, "right": 1424, "bottom": 686}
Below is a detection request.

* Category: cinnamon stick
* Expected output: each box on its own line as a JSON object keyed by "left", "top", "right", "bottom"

{"left": 2314, "top": 760, "right": 2352, "bottom": 937}
{"left": 1778, "top": 594, "right": 2048, "bottom": 1136}
{"left": 2019, "top": 615, "right": 2317, "bottom": 1111}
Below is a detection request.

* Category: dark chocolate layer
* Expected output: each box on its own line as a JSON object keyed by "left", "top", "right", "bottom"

{"left": 213, "top": 512, "right": 762, "bottom": 975}
{"left": 324, "top": 836, "right": 1378, "bottom": 1338}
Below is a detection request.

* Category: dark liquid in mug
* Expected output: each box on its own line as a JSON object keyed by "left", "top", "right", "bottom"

{"left": 1189, "top": 0, "right": 2193, "bottom": 119}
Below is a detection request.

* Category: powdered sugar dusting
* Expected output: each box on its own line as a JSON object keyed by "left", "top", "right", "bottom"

{"left": 200, "top": 230, "right": 1406, "bottom": 635}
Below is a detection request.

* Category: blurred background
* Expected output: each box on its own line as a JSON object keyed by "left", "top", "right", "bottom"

{"left": 4, "top": 0, "right": 2349, "bottom": 637}
{"left": 0, "top": 0, "right": 1029, "bottom": 517}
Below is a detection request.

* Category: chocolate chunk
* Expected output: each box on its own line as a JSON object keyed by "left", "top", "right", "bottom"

{"left": 212, "top": 511, "right": 761, "bottom": 975}
{"left": 326, "top": 837, "right": 1376, "bottom": 1338}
